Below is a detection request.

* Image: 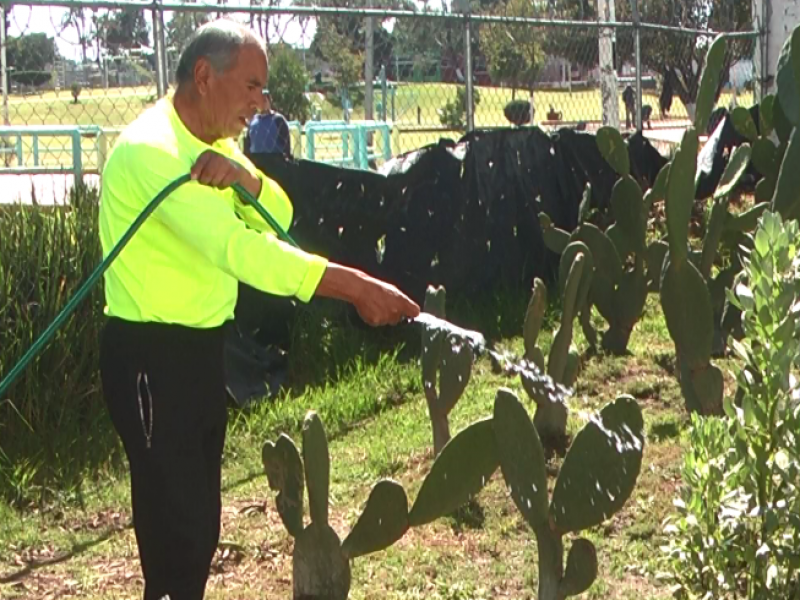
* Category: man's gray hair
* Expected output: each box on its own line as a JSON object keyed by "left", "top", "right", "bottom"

{"left": 175, "top": 20, "right": 265, "bottom": 86}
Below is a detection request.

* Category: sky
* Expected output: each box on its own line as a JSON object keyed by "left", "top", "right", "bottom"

{"left": 6, "top": 1, "right": 332, "bottom": 61}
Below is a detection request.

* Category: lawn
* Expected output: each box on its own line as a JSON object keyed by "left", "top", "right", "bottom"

{"left": 0, "top": 287, "right": 739, "bottom": 599}
{"left": 2, "top": 82, "right": 753, "bottom": 172}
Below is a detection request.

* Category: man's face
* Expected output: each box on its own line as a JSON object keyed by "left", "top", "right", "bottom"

{"left": 200, "top": 43, "right": 268, "bottom": 139}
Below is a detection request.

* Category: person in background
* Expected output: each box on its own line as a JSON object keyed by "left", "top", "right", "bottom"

{"left": 98, "top": 19, "right": 419, "bottom": 600}
{"left": 246, "top": 89, "right": 292, "bottom": 157}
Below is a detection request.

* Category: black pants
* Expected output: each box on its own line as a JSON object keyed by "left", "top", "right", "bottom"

{"left": 100, "top": 318, "right": 228, "bottom": 600}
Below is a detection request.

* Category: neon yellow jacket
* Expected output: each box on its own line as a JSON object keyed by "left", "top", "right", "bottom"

{"left": 99, "top": 97, "right": 328, "bottom": 328}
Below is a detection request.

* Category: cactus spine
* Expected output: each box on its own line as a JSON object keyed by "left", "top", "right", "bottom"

{"left": 421, "top": 285, "right": 474, "bottom": 456}
{"left": 493, "top": 388, "right": 644, "bottom": 599}
{"left": 262, "top": 410, "right": 501, "bottom": 599}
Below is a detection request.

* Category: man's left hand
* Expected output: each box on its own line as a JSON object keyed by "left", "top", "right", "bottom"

{"left": 191, "top": 150, "right": 262, "bottom": 198}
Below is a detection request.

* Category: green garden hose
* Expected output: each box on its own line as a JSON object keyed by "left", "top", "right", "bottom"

{"left": 0, "top": 173, "right": 300, "bottom": 399}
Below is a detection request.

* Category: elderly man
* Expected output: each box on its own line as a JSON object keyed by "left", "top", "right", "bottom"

{"left": 98, "top": 19, "right": 419, "bottom": 600}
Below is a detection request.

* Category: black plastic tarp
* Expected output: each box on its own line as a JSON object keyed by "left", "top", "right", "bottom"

{"left": 225, "top": 126, "right": 667, "bottom": 405}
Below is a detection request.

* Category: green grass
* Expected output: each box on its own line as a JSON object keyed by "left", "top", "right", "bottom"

{"left": 0, "top": 285, "right": 742, "bottom": 599}
{"left": 3, "top": 82, "right": 754, "bottom": 174}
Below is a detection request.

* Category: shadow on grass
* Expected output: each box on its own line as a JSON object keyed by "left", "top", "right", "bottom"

{"left": 0, "top": 520, "right": 131, "bottom": 584}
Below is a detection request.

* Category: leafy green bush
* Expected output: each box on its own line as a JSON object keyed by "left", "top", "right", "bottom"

{"left": 439, "top": 87, "right": 481, "bottom": 130}
{"left": 662, "top": 211, "right": 800, "bottom": 599}
{"left": 268, "top": 43, "right": 311, "bottom": 123}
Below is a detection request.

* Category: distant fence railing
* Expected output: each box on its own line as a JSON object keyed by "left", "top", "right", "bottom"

{"left": 0, "top": 0, "right": 762, "bottom": 175}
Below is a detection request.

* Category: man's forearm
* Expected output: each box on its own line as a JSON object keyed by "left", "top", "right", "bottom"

{"left": 237, "top": 169, "right": 263, "bottom": 199}
{"left": 314, "top": 263, "right": 368, "bottom": 304}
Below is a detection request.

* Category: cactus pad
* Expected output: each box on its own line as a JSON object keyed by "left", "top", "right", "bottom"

{"left": 520, "top": 364, "right": 572, "bottom": 453}
{"left": 550, "top": 395, "right": 644, "bottom": 534}
{"left": 714, "top": 143, "right": 752, "bottom": 200}
{"left": 644, "top": 163, "right": 671, "bottom": 214}
{"left": 524, "top": 278, "right": 548, "bottom": 361}
{"left": 645, "top": 241, "right": 669, "bottom": 291}
{"left": 424, "top": 285, "right": 447, "bottom": 318}
{"left": 596, "top": 126, "right": 630, "bottom": 176}
{"left": 558, "top": 242, "right": 594, "bottom": 310}
{"left": 492, "top": 388, "right": 549, "bottom": 531}
{"left": 408, "top": 417, "right": 500, "bottom": 527}
{"left": 438, "top": 333, "right": 474, "bottom": 414}
{"left": 771, "top": 128, "right": 800, "bottom": 221}
{"left": 689, "top": 362, "right": 725, "bottom": 415}
{"left": 341, "top": 480, "right": 410, "bottom": 559}
{"left": 665, "top": 127, "right": 699, "bottom": 263}
{"left": 293, "top": 523, "right": 350, "bottom": 600}
{"left": 540, "top": 212, "right": 571, "bottom": 254}
{"left": 694, "top": 35, "right": 727, "bottom": 132}
{"left": 559, "top": 538, "right": 598, "bottom": 597}
{"left": 611, "top": 175, "right": 646, "bottom": 255}
{"left": 752, "top": 138, "right": 778, "bottom": 179}
{"left": 760, "top": 94, "right": 776, "bottom": 134}
{"left": 660, "top": 259, "right": 714, "bottom": 369}
{"left": 731, "top": 106, "right": 758, "bottom": 142}
{"left": 302, "top": 411, "right": 331, "bottom": 526}
{"left": 571, "top": 223, "right": 622, "bottom": 296}
{"left": 777, "top": 26, "right": 800, "bottom": 126}
{"left": 262, "top": 434, "right": 306, "bottom": 537}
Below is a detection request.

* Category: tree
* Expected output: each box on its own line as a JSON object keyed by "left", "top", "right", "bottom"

{"left": 104, "top": 8, "right": 150, "bottom": 54}
{"left": 316, "top": 21, "right": 363, "bottom": 94}
{"left": 7, "top": 33, "right": 56, "bottom": 87}
{"left": 548, "top": 0, "right": 753, "bottom": 116}
{"left": 481, "top": 0, "right": 545, "bottom": 98}
{"left": 61, "top": 7, "right": 90, "bottom": 63}
{"left": 166, "top": 10, "right": 210, "bottom": 54}
{"left": 616, "top": 0, "right": 752, "bottom": 119}
{"left": 268, "top": 44, "right": 311, "bottom": 122}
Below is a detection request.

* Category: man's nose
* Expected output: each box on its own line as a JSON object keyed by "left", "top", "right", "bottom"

{"left": 253, "top": 91, "right": 266, "bottom": 112}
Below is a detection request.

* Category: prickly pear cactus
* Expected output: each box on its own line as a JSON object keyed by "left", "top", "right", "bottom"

{"left": 523, "top": 278, "right": 548, "bottom": 370}
{"left": 520, "top": 245, "right": 592, "bottom": 454}
{"left": 539, "top": 169, "right": 648, "bottom": 356}
{"left": 262, "top": 410, "right": 501, "bottom": 599}
{"left": 421, "top": 285, "right": 474, "bottom": 456}
{"left": 492, "top": 388, "right": 644, "bottom": 600}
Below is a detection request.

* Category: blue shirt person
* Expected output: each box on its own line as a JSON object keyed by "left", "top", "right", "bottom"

{"left": 247, "top": 90, "right": 291, "bottom": 156}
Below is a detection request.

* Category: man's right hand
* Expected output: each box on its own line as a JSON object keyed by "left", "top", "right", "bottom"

{"left": 315, "top": 264, "right": 420, "bottom": 327}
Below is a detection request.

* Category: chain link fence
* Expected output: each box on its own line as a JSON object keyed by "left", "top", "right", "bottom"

{"left": 0, "top": 0, "right": 761, "bottom": 182}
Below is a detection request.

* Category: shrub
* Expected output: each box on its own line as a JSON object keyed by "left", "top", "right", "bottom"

{"left": 662, "top": 211, "right": 800, "bottom": 599}
{"left": 439, "top": 86, "right": 481, "bottom": 130}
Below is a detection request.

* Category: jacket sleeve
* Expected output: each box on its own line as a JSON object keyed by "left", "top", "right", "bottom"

{"left": 124, "top": 142, "right": 327, "bottom": 303}
{"left": 227, "top": 143, "right": 295, "bottom": 235}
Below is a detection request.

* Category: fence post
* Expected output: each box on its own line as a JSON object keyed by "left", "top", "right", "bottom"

{"left": 365, "top": 3, "right": 374, "bottom": 123}
{"left": 465, "top": 14, "right": 475, "bottom": 132}
{"left": 753, "top": 0, "right": 770, "bottom": 101}
{"left": 0, "top": 3, "right": 8, "bottom": 126}
{"left": 598, "top": 0, "right": 620, "bottom": 129}
{"left": 152, "top": 0, "right": 167, "bottom": 97}
{"left": 630, "top": 0, "right": 643, "bottom": 131}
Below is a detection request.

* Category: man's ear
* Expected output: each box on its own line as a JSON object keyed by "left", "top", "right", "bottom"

{"left": 194, "top": 58, "right": 213, "bottom": 96}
